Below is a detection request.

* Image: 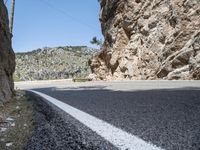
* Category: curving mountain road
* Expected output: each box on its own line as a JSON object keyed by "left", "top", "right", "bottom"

{"left": 15, "top": 80, "right": 200, "bottom": 150}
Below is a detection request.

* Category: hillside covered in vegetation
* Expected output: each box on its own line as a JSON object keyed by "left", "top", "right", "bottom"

{"left": 14, "top": 46, "right": 98, "bottom": 81}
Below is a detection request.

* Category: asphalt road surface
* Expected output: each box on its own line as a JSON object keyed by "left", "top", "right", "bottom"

{"left": 16, "top": 80, "right": 200, "bottom": 150}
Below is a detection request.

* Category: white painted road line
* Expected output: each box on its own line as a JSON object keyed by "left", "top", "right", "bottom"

{"left": 28, "top": 90, "right": 164, "bottom": 150}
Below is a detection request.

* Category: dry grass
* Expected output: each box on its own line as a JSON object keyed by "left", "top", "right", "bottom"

{"left": 73, "top": 78, "right": 92, "bottom": 82}
{"left": 0, "top": 91, "right": 35, "bottom": 150}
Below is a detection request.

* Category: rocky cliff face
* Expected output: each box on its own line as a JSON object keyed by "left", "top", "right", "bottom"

{"left": 90, "top": 0, "right": 200, "bottom": 80}
{"left": 0, "top": 0, "right": 15, "bottom": 103}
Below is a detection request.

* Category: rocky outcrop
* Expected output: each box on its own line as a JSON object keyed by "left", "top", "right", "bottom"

{"left": 0, "top": 0, "right": 15, "bottom": 102}
{"left": 15, "top": 46, "right": 98, "bottom": 81}
{"left": 90, "top": 0, "right": 200, "bottom": 80}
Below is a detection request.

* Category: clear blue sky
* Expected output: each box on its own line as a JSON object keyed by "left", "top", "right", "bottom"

{"left": 6, "top": 0, "right": 103, "bottom": 52}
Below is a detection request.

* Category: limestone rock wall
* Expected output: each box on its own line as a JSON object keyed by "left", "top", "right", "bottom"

{"left": 0, "top": 0, "right": 15, "bottom": 102}
{"left": 90, "top": 0, "right": 200, "bottom": 80}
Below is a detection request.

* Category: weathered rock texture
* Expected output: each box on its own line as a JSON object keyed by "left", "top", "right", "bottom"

{"left": 90, "top": 0, "right": 200, "bottom": 80}
{"left": 0, "top": 0, "right": 15, "bottom": 102}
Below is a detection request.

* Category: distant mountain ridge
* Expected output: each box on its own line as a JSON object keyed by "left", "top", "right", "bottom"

{"left": 14, "top": 46, "right": 99, "bottom": 81}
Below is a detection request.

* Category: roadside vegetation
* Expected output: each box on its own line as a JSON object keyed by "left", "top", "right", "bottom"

{"left": 90, "top": 36, "right": 103, "bottom": 47}
{"left": 73, "top": 78, "right": 92, "bottom": 82}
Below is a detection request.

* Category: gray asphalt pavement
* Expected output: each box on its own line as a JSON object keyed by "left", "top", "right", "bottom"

{"left": 25, "top": 91, "right": 116, "bottom": 150}
{"left": 16, "top": 80, "right": 200, "bottom": 150}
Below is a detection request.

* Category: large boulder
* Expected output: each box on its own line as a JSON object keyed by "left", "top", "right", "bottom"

{"left": 0, "top": 0, "right": 15, "bottom": 103}
{"left": 90, "top": 0, "right": 200, "bottom": 80}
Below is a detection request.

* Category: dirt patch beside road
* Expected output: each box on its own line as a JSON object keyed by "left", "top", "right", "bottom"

{"left": 0, "top": 91, "right": 35, "bottom": 150}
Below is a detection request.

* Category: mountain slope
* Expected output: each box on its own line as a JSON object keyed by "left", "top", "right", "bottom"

{"left": 14, "top": 46, "right": 98, "bottom": 81}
